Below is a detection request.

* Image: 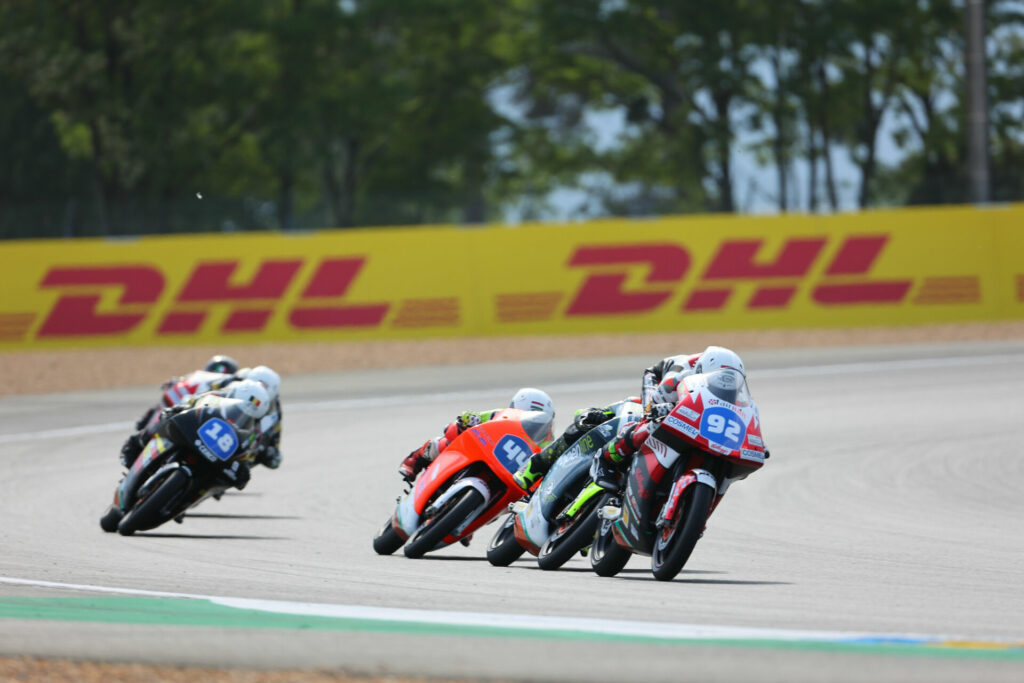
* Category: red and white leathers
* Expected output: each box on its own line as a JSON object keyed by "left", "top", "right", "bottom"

{"left": 604, "top": 346, "right": 748, "bottom": 480}
{"left": 641, "top": 346, "right": 747, "bottom": 419}
{"left": 641, "top": 353, "right": 701, "bottom": 418}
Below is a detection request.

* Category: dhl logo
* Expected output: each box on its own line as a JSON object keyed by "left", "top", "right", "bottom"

{"left": 35, "top": 257, "right": 392, "bottom": 337}
{"left": 13, "top": 234, "right": 983, "bottom": 340}
{"left": 565, "top": 234, "right": 914, "bottom": 316}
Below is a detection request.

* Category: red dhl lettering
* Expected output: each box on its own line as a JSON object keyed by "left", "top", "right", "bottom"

{"left": 37, "top": 257, "right": 389, "bottom": 337}
{"left": 564, "top": 235, "right": 914, "bottom": 316}
{"left": 38, "top": 265, "right": 165, "bottom": 337}
{"left": 566, "top": 244, "right": 690, "bottom": 315}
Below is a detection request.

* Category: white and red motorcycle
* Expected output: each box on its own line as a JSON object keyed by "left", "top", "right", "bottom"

{"left": 590, "top": 367, "right": 768, "bottom": 581}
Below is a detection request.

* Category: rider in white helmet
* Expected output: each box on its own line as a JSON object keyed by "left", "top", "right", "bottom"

{"left": 236, "top": 365, "right": 284, "bottom": 470}
{"left": 398, "top": 387, "right": 556, "bottom": 482}
{"left": 591, "top": 346, "right": 749, "bottom": 488}
{"left": 641, "top": 345, "right": 746, "bottom": 419}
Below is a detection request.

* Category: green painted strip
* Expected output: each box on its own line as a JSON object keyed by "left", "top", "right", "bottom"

{"left": 0, "top": 597, "right": 1022, "bottom": 661}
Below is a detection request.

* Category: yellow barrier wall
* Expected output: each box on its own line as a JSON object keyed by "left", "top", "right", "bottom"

{"left": 1, "top": 204, "right": 1022, "bottom": 349}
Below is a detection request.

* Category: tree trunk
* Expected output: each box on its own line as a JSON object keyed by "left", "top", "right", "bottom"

{"left": 816, "top": 62, "right": 839, "bottom": 211}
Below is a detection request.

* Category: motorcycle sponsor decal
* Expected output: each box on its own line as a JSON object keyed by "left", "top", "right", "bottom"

{"left": 747, "top": 434, "right": 763, "bottom": 447}
{"left": 699, "top": 406, "right": 747, "bottom": 451}
{"left": 193, "top": 439, "right": 218, "bottom": 462}
{"left": 494, "top": 434, "right": 532, "bottom": 473}
{"left": 703, "top": 397, "right": 742, "bottom": 411}
{"left": 198, "top": 418, "right": 239, "bottom": 461}
{"left": 646, "top": 435, "right": 680, "bottom": 469}
{"left": 740, "top": 448, "right": 765, "bottom": 463}
{"left": 672, "top": 405, "right": 700, "bottom": 422}
{"left": 664, "top": 416, "right": 699, "bottom": 440}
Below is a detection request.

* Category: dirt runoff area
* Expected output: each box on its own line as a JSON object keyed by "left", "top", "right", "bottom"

{"left": 0, "top": 657, "right": 466, "bottom": 683}
{"left": 2, "top": 321, "right": 1024, "bottom": 397}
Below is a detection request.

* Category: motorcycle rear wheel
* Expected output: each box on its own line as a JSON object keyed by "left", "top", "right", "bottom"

{"left": 372, "top": 516, "right": 405, "bottom": 555}
{"left": 537, "top": 493, "right": 606, "bottom": 571}
{"left": 486, "top": 513, "right": 526, "bottom": 566}
{"left": 117, "top": 469, "right": 189, "bottom": 536}
{"left": 590, "top": 514, "right": 631, "bottom": 577}
{"left": 650, "top": 481, "right": 714, "bottom": 581}
{"left": 403, "top": 488, "right": 484, "bottom": 559}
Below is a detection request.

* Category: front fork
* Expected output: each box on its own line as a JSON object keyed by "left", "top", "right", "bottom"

{"left": 656, "top": 468, "right": 717, "bottom": 530}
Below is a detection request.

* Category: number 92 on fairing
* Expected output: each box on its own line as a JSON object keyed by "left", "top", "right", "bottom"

{"left": 698, "top": 407, "right": 746, "bottom": 451}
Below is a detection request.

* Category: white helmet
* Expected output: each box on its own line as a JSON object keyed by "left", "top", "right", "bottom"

{"left": 509, "top": 387, "right": 555, "bottom": 420}
{"left": 226, "top": 379, "right": 270, "bottom": 419}
{"left": 242, "top": 365, "right": 280, "bottom": 403}
{"left": 694, "top": 346, "right": 745, "bottom": 377}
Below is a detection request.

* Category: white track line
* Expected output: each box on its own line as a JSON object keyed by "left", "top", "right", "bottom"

{"left": 0, "top": 575, "right": 999, "bottom": 646}
{"left": 3, "top": 353, "right": 1021, "bottom": 444}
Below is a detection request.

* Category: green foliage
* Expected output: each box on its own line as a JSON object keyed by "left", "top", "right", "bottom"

{"left": 0, "top": 0, "right": 1020, "bottom": 237}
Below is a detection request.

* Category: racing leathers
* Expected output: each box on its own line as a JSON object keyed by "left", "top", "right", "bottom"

{"left": 398, "top": 408, "right": 554, "bottom": 482}
{"left": 595, "top": 348, "right": 749, "bottom": 487}
{"left": 641, "top": 353, "right": 700, "bottom": 419}
{"left": 133, "top": 370, "right": 236, "bottom": 431}
{"left": 511, "top": 400, "right": 640, "bottom": 490}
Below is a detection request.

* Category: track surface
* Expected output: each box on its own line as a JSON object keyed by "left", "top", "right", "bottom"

{"left": 1, "top": 342, "right": 1023, "bottom": 681}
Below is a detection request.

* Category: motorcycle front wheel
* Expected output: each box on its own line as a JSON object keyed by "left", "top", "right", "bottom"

{"left": 537, "top": 493, "right": 607, "bottom": 571}
{"left": 590, "top": 510, "right": 631, "bottom": 577}
{"left": 650, "top": 481, "right": 714, "bottom": 581}
{"left": 117, "top": 469, "right": 190, "bottom": 536}
{"left": 403, "top": 488, "right": 484, "bottom": 559}
{"left": 486, "top": 513, "right": 526, "bottom": 567}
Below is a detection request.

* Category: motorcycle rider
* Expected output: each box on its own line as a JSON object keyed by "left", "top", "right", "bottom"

{"left": 133, "top": 354, "right": 240, "bottom": 430}
{"left": 160, "top": 379, "right": 271, "bottom": 491}
{"left": 511, "top": 398, "right": 642, "bottom": 490}
{"left": 593, "top": 346, "right": 749, "bottom": 488}
{"left": 398, "top": 387, "right": 556, "bottom": 483}
{"left": 121, "top": 364, "right": 283, "bottom": 472}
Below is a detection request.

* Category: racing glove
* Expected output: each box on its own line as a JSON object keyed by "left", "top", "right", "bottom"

{"left": 574, "top": 407, "right": 612, "bottom": 430}
{"left": 456, "top": 411, "right": 482, "bottom": 432}
{"left": 645, "top": 402, "right": 675, "bottom": 420}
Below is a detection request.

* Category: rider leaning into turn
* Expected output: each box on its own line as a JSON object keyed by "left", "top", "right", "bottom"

{"left": 120, "top": 359, "right": 284, "bottom": 473}
{"left": 398, "top": 387, "right": 556, "bottom": 483}
{"left": 511, "top": 399, "right": 641, "bottom": 491}
{"left": 591, "top": 346, "right": 749, "bottom": 487}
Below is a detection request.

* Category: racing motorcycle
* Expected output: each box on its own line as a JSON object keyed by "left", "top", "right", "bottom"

{"left": 590, "top": 367, "right": 767, "bottom": 581}
{"left": 486, "top": 399, "right": 643, "bottom": 570}
{"left": 372, "top": 409, "right": 549, "bottom": 559}
{"left": 100, "top": 397, "right": 256, "bottom": 536}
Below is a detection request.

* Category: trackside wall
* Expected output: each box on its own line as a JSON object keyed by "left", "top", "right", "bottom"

{"left": 1, "top": 204, "right": 1022, "bottom": 349}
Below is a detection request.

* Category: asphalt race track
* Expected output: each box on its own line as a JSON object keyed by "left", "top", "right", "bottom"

{"left": 1, "top": 342, "right": 1023, "bottom": 682}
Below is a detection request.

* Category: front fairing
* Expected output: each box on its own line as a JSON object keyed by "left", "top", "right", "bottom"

{"left": 658, "top": 369, "right": 766, "bottom": 466}
{"left": 117, "top": 404, "right": 251, "bottom": 511}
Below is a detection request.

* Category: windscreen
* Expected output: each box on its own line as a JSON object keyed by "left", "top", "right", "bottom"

{"left": 519, "top": 410, "right": 555, "bottom": 446}
{"left": 201, "top": 396, "right": 256, "bottom": 430}
{"left": 690, "top": 368, "right": 752, "bottom": 407}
